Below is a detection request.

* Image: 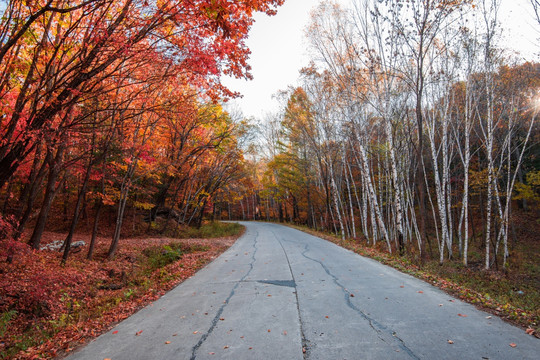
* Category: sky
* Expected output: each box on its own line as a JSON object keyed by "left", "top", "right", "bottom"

{"left": 222, "top": 0, "right": 539, "bottom": 120}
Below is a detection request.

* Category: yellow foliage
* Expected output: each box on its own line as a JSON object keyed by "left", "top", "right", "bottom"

{"left": 134, "top": 201, "right": 154, "bottom": 210}
{"left": 514, "top": 171, "right": 540, "bottom": 202}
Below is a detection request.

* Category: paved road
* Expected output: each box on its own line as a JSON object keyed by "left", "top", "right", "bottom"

{"left": 67, "top": 222, "right": 539, "bottom": 359}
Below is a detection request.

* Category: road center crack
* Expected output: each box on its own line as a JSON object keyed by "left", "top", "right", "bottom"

{"left": 299, "top": 243, "right": 420, "bottom": 360}
{"left": 190, "top": 230, "right": 259, "bottom": 359}
{"left": 273, "top": 230, "right": 310, "bottom": 360}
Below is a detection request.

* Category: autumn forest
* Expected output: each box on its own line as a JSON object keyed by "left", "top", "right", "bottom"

{"left": 0, "top": 0, "right": 539, "bottom": 358}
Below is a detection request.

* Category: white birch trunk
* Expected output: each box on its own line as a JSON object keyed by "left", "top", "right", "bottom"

{"left": 386, "top": 116, "right": 405, "bottom": 252}
{"left": 359, "top": 144, "right": 391, "bottom": 251}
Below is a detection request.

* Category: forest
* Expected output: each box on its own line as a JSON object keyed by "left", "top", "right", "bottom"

{"left": 0, "top": 0, "right": 285, "bottom": 261}
{"left": 231, "top": 0, "right": 540, "bottom": 270}
{"left": 0, "top": 0, "right": 539, "bottom": 358}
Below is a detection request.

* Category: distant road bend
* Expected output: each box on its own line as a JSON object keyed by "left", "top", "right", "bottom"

{"left": 67, "top": 222, "right": 539, "bottom": 360}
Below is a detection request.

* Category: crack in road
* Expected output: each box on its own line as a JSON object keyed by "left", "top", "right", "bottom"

{"left": 273, "top": 230, "right": 310, "bottom": 360}
{"left": 299, "top": 242, "right": 420, "bottom": 360}
{"left": 189, "top": 230, "right": 259, "bottom": 360}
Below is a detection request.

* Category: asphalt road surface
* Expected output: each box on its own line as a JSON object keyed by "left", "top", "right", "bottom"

{"left": 67, "top": 222, "right": 539, "bottom": 360}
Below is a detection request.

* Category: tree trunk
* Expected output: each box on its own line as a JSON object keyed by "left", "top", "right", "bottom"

{"left": 61, "top": 158, "right": 92, "bottom": 264}
{"left": 28, "top": 144, "right": 65, "bottom": 250}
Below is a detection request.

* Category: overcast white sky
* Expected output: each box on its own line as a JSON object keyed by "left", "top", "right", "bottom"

{"left": 222, "top": 0, "right": 539, "bottom": 120}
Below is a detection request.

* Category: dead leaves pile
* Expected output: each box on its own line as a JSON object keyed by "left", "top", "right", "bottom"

{"left": 0, "top": 232, "right": 235, "bottom": 359}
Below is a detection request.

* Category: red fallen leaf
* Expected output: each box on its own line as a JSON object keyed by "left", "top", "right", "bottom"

{"left": 165, "top": 341, "right": 171, "bottom": 344}
{"left": 400, "top": 285, "right": 405, "bottom": 288}
{"left": 135, "top": 330, "right": 143, "bottom": 336}
{"left": 325, "top": 316, "right": 329, "bottom": 318}
{"left": 267, "top": 294, "right": 272, "bottom": 297}
{"left": 283, "top": 331, "right": 287, "bottom": 335}
{"left": 219, "top": 318, "right": 225, "bottom": 321}
{"left": 509, "top": 343, "right": 517, "bottom": 348}
{"left": 525, "top": 328, "right": 534, "bottom": 335}
{"left": 417, "top": 291, "right": 424, "bottom": 294}
{"left": 458, "top": 313, "right": 467, "bottom": 317}
{"left": 223, "top": 345, "right": 229, "bottom": 349}
{"left": 209, "top": 352, "right": 215, "bottom": 355}
{"left": 193, "top": 331, "right": 199, "bottom": 334}
{"left": 302, "top": 347, "right": 307, "bottom": 353}
{"left": 249, "top": 347, "right": 253, "bottom": 350}
{"left": 112, "top": 330, "right": 118, "bottom": 334}
{"left": 172, "top": 333, "right": 178, "bottom": 336}
{"left": 447, "top": 340, "right": 454, "bottom": 344}
{"left": 267, "top": 329, "right": 271, "bottom": 332}
{"left": 350, "top": 294, "right": 355, "bottom": 297}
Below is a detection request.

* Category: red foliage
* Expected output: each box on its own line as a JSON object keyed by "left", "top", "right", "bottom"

{"left": 0, "top": 232, "right": 235, "bottom": 359}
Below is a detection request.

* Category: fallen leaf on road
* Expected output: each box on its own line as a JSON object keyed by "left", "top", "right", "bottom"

{"left": 283, "top": 331, "right": 287, "bottom": 335}
{"left": 525, "top": 328, "right": 534, "bottom": 335}
{"left": 400, "top": 285, "right": 404, "bottom": 288}
{"left": 325, "top": 316, "right": 329, "bottom": 318}
{"left": 486, "top": 316, "right": 492, "bottom": 319}
{"left": 193, "top": 331, "right": 198, "bottom": 334}
{"left": 350, "top": 294, "right": 355, "bottom": 297}
{"left": 267, "top": 294, "right": 272, "bottom": 297}
{"left": 447, "top": 340, "right": 454, "bottom": 344}
{"left": 417, "top": 291, "right": 424, "bottom": 294}
{"left": 173, "top": 333, "right": 178, "bottom": 336}
{"left": 458, "top": 313, "right": 467, "bottom": 317}
{"left": 209, "top": 352, "right": 215, "bottom": 355}
{"left": 438, "top": 304, "right": 443, "bottom": 307}
{"left": 112, "top": 330, "right": 118, "bottom": 334}
{"left": 165, "top": 341, "right": 171, "bottom": 344}
{"left": 249, "top": 347, "right": 253, "bottom": 350}
{"left": 302, "top": 347, "right": 307, "bottom": 353}
{"left": 135, "top": 330, "right": 143, "bottom": 336}
{"left": 219, "top": 318, "right": 225, "bottom": 321}
{"left": 267, "top": 329, "right": 271, "bottom": 332}
{"left": 509, "top": 343, "right": 517, "bottom": 348}
{"left": 223, "top": 345, "right": 229, "bottom": 349}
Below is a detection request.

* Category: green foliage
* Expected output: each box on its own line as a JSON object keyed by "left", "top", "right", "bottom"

{"left": 142, "top": 245, "right": 183, "bottom": 273}
{"left": 140, "top": 240, "right": 215, "bottom": 274}
{"left": 124, "top": 288, "right": 135, "bottom": 299}
{"left": 0, "top": 310, "right": 17, "bottom": 338}
{"left": 0, "top": 322, "right": 50, "bottom": 360}
{"left": 176, "top": 221, "right": 243, "bottom": 239}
